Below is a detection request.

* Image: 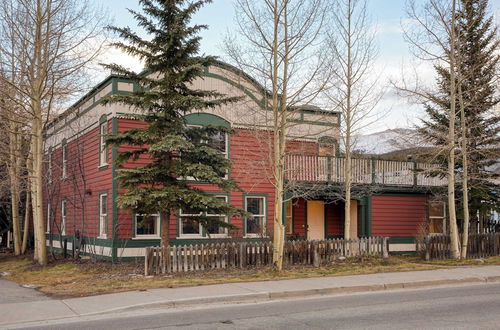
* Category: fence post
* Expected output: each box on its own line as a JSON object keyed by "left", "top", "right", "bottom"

{"left": 424, "top": 236, "right": 430, "bottom": 261}
{"left": 313, "top": 241, "right": 319, "bottom": 267}
{"left": 145, "top": 247, "right": 149, "bottom": 276}
{"left": 382, "top": 237, "right": 389, "bottom": 259}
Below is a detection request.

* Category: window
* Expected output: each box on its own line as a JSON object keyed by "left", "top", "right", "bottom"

{"left": 61, "top": 199, "right": 67, "bottom": 235}
{"left": 48, "top": 149, "right": 52, "bottom": 184}
{"left": 99, "top": 193, "right": 108, "bottom": 237}
{"left": 46, "top": 203, "right": 51, "bottom": 233}
{"left": 285, "top": 201, "right": 293, "bottom": 235}
{"left": 318, "top": 137, "right": 336, "bottom": 157}
{"left": 429, "top": 202, "right": 446, "bottom": 234}
{"left": 205, "top": 196, "right": 229, "bottom": 237}
{"left": 179, "top": 207, "right": 202, "bottom": 237}
{"left": 179, "top": 195, "right": 229, "bottom": 237}
{"left": 135, "top": 214, "right": 160, "bottom": 238}
{"left": 61, "top": 142, "right": 67, "bottom": 179}
{"left": 207, "top": 131, "right": 228, "bottom": 158}
{"left": 99, "top": 120, "right": 108, "bottom": 166}
{"left": 245, "top": 196, "right": 266, "bottom": 236}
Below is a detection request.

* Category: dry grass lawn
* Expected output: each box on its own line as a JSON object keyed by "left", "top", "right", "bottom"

{"left": 1, "top": 252, "right": 499, "bottom": 299}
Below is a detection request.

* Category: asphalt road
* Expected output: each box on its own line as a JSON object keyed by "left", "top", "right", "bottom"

{"left": 13, "top": 282, "right": 500, "bottom": 330}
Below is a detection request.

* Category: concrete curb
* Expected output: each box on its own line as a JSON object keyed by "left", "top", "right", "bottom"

{"left": 2, "top": 274, "right": 500, "bottom": 328}
{"left": 81, "top": 275, "right": 499, "bottom": 316}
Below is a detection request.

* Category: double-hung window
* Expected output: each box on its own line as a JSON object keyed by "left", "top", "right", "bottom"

{"left": 245, "top": 196, "right": 266, "bottom": 237}
{"left": 429, "top": 202, "right": 446, "bottom": 234}
{"left": 48, "top": 149, "right": 52, "bottom": 184}
{"left": 46, "top": 203, "right": 51, "bottom": 233}
{"left": 179, "top": 195, "right": 229, "bottom": 237}
{"left": 61, "top": 142, "right": 67, "bottom": 179}
{"left": 135, "top": 214, "right": 160, "bottom": 238}
{"left": 61, "top": 199, "right": 67, "bottom": 235}
{"left": 99, "top": 193, "right": 108, "bottom": 237}
{"left": 179, "top": 207, "right": 202, "bottom": 237}
{"left": 185, "top": 127, "right": 228, "bottom": 180}
{"left": 285, "top": 200, "right": 293, "bottom": 235}
{"left": 207, "top": 131, "right": 228, "bottom": 158}
{"left": 205, "top": 196, "right": 229, "bottom": 237}
{"left": 99, "top": 121, "right": 108, "bottom": 166}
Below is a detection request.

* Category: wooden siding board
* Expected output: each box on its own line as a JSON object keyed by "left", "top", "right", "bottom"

{"left": 371, "top": 195, "right": 427, "bottom": 237}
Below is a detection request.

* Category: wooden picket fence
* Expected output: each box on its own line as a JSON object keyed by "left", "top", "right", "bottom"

{"left": 421, "top": 233, "right": 500, "bottom": 260}
{"left": 145, "top": 237, "right": 389, "bottom": 275}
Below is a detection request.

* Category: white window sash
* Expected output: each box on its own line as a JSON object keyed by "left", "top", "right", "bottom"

{"left": 99, "top": 194, "right": 108, "bottom": 238}
{"left": 134, "top": 214, "right": 160, "bottom": 239}
{"left": 99, "top": 123, "right": 108, "bottom": 166}
{"left": 61, "top": 200, "right": 66, "bottom": 235}
{"left": 245, "top": 197, "right": 266, "bottom": 237}
{"left": 62, "top": 144, "right": 67, "bottom": 179}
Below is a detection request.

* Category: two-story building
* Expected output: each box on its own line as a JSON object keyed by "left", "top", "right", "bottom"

{"left": 43, "top": 61, "right": 446, "bottom": 260}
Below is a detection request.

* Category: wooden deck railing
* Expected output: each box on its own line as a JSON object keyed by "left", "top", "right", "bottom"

{"left": 286, "top": 154, "right": 446, "bottom": 187}
{"left": 145, "top": 237, "right": 389, "bottom": 275}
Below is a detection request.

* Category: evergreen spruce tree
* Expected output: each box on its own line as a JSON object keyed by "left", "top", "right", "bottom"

{"left": 103, "top": 0, "right": 245, "bottom": 247}
{"left": 418, "top": 0, "right": 499, "bottom": 231}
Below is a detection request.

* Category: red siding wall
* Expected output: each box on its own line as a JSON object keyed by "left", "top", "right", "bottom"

{"left": 292, "top": 199, "right": 307, "bottom": 236}
{"left": 326, "top": 202, "right": 344, "bottom": 236}
{"left": 371, "top": 195, "right": 427, "bottom": 237}
{"left": 115, "top": 120, "right": 319, "bottom": 239}
{"left": 44, "top": 119, "right": 113, "bottom": 238}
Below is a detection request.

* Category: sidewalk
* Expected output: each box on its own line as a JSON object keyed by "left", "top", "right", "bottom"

{"left": 1, "top": 265, "right": 500, "bottom": 327}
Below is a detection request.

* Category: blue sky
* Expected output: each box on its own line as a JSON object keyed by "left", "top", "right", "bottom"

{"left": 92, "top": 0, "right": 500, "bottom": 133}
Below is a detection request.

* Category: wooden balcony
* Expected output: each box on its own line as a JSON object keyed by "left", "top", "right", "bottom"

{"left": 286, "top": 154, "right": 446, "bottom": 187}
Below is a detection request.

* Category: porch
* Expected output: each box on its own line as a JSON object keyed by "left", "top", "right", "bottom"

{"left": 286, "top": 198, "right": 365, "bottom": 240}
{"left": 286, "top": 155, "right": 446, "bottom": 187}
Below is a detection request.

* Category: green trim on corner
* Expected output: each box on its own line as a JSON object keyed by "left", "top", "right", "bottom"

{"left": 111, "top": 117, "right": 118, "bottom": 261}
{"left": 367, "top": 196, "right": 372, "bottom": 237}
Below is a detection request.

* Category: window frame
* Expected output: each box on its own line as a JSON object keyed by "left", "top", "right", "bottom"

{"left": 46, "top": 202, "right": 51, "bottom": 234}
{"left": 98, "top": 119, "right": 108, "bottom": 167}
{"left": 429, "top": 201, "right": 446, "bottom": 235}
{"left": 47, "top": 148, "right": 53, "bottom": 185}
{"left": 285, "top": 200, "right": 293, "bottom": 235}
{"left": 178, "top": 208, "right": 203, "bottom": 238}
{"left": 98, "top": 193, "right": 108, "bottom": 238}
{"left": 178, "top": 195, "right": 230, "bottom": 238}
{"left": 61, "top": 199, "right": 67, "bottom": 236}
{"left": 61, "top": 140, "right": 67, "bottom": 180}
{"left": 134, "top": 213, "right": 161, "bottom": 239}
{"left": 205, "top": 195, "right": 229, "bottom": 238}
{"left": 244, "top": 195, "right": 267, "bottom": 238}
{"left": 184, "top": 124, "right": 229, "bottom": 181}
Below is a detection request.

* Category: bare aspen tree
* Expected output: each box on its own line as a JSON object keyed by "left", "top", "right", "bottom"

{"left": 226, "top": 0, "right": 328, "bottom": 270}
{"left": 0, "top": 0, "right": 107, "bottom": 265}
{"left": 398, "top": 0, "right": 462, "bottom": 258}
{"left": 325, "top": 0, "right": 383, "bottom": 239}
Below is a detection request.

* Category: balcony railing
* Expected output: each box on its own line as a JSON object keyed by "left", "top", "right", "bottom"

{"left": 285, "top": 154, "right": 446, "bottom": 187}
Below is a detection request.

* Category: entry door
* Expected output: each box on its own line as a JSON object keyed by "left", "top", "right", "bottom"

{"left": 307, "top": 201, "right": 325, "bottom": 240}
